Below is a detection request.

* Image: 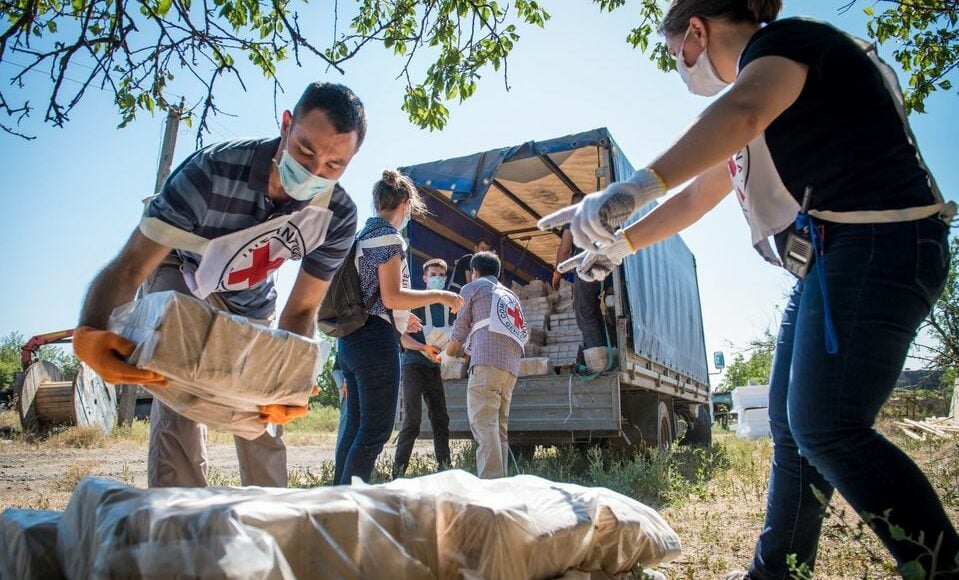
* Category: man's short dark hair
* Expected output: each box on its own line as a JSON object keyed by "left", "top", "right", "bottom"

{"left": 470, "top": 251, "right": 501, "bottom": 279}
{"left": 475, "top": 238, "right": 492, "bottom": 250}
{"left": 293, "top": 83, "right": 367, "bottom": 146}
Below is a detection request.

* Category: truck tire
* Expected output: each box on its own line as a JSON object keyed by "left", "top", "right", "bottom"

{"left": 651, "top": 401, "right": 674, "bottom": 451}
{"left": 681, "top": 403, "right": 712, "bottom": 447}
{"left": 621, "top": 393, "right": 674, "bottom": 451}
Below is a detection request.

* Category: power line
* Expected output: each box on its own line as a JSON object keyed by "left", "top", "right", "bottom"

{"left": 2, "top": 58, "right": 188, "bottom": 103}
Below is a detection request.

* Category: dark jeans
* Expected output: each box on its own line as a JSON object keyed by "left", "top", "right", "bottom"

{"left": 749, "top": 217, "right": 958, "bottom": 579}
{"left": 392, "top": 363, "right": 451, "bottom": 477}
{"left": 334, "top": 316, "right": 400, "bottom": 485}
{"left": 574, "top": 276, "right": 605, "bottom": 348}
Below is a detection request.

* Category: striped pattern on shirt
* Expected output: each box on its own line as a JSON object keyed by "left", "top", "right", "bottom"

{"left": 141, "top": 137, "right": 357, "bottom": 318}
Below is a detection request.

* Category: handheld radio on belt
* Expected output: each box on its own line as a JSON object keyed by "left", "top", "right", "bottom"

{"left": 782, "top": 187, "right": 817, "bottom": 279}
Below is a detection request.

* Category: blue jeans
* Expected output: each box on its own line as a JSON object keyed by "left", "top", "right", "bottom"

{"left": 333, "top": 316, "right": 400, "bottom": 485}
{"left": 750, "top": 217, "right": 958, "bottom": 579}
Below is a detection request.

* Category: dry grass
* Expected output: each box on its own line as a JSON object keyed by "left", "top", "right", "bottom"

{"left": 48, "top": 426, "right": 107, "bottom": 449}
{"left": 4, "top": 404, "right": 956, "bottom": 579}
{"left": 52, "top": 460, "right": 102, "bottom": 491}
{"left": 656, "top": 428, "right": 959, "bottom": 579}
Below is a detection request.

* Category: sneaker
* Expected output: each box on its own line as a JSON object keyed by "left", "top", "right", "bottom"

{"left": 724, "top": 572, "right": 750, "bottom": 580}
{"left": 640, "top": 570, "right": 667, "bottom": 580}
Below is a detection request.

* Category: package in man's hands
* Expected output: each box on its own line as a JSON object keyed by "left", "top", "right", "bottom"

{"left": 108, "top": 291, "right": 328, "bottom": 439}
{"left": 425, "top": 328, "right": 452, "bottom": 349}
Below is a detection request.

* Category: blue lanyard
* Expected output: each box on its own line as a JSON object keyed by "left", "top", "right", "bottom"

{"left": 795, "top": 213, "right": 839, "bottom": 354}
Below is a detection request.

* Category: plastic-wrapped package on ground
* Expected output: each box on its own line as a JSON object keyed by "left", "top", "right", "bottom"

{"left": 373, "top": 471, "right": 681, "bottom": 579}
{"left": 108, "top": 291, "right": 328, "bottom": 439}
{"left": 730, "top": 385, "right": 769, "bottom": 413}
{"left": 0, "top": 509, "right": 63, "bottom": 580}
{"left": 54, "top": 471, "right": 680, "bottom": 580}
{"left": 56, "top": 478, "right": 433, "bottom": 580}
{"left": 731, "top": 385, "right": 771, "bottom": 440}
{"left": 736, "top": 407, "right": 771, "bottom": 439}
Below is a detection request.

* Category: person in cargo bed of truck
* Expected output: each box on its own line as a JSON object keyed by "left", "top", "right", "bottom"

{"left": 539, "top": 0, "right": 958, "bottom": 577}
{"left": 333, "top": 170, "right": 463, "bottom": 485}
{"left": 448, "top": 238, "right": 493, "bottom": 292}
{"left": 74, "top": 82, "right": 365, "bottom": 489}
{"left": 554, "top": 208, "right": 615, "bottom": 372}
{"left": 392, "top": 257, "right": 455, "bottom": 479}
{"left": 446, "top": 251, "right": 528, "bottom": 479}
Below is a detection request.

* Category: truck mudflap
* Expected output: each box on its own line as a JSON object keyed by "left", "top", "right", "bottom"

{"left": 404, "top": 373, "right": 622, "bottom": 440}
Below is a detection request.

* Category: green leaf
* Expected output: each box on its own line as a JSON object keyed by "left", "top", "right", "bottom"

{"left": 889, "top": 523, "right": 908, "bottom": 542}
{"left": 899, "top": 561, "right": 927, "bottom": 580}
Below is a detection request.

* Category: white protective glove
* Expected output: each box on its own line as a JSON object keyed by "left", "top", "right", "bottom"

{"left": 557, "top": 230, "right": 634, "bottom": 282}
{"left": 538, "top": 168, "right": 667, "bottom": 251}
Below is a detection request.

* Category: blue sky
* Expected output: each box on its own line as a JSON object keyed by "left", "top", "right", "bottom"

{"left": 1, "top": 2, "right": 956, "bottom": 386}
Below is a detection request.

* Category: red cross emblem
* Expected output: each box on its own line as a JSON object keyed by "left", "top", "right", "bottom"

{"left": 507, "top": 304, "right": 524, "bottom": 329}
{"left": 728, "top": 157, "right": 746, "bottom": 202}
{"left": 228, "top": 245, "right": 285, "bottom": 287}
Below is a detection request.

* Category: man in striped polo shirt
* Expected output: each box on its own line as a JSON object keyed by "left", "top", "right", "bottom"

{"left": 74, "top": 82, "right": 364, "bottom": 488}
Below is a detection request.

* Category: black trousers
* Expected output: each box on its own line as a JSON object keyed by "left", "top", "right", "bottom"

{"left": 392, "top": 364, "right": 451, "bottom": 477}
{"left": 573, "top": 276, "right": 606, "bottom": 349}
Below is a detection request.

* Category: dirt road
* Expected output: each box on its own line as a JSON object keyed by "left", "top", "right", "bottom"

{"left": 0, "top": 437, "right": 430, "bottom": 511}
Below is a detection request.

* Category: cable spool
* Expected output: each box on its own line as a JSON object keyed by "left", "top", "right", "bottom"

{"left": 16, "top": 361, "right": 117, "bottom": 434}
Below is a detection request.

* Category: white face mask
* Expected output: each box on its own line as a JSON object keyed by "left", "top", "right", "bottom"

{"left": 275, "top": 146, "right": 338, "bottom": 201}
{"left": 676, "top": 25, "right": 729, "bottom": 97}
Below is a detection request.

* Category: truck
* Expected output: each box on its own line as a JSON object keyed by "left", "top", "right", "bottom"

{"left": 398, "top": 128, "right": 711, "bottom": 450}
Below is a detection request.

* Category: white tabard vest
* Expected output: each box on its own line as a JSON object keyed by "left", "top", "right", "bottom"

{"left": 729, "top": 35, "right": 955, "bottom": 266}
{"left": 355, "top": 232, "right": 412, "bottom": 334}
{"left": 465, "top": 279, "right": 529, "bottom": 354}
{"left": 139, "top": 189, "right": 336, "bottom": 299}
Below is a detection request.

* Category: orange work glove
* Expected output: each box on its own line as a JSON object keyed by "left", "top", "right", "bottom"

{"left": 73, "top": 326, "right": 167, "bottom": 386}
{"left": 258, "top": 404, "right": 309, "bottom": 425}
{"left": 423, "top": 345, "right": 442, "bottom": 364}
{"left": 551, "top": 270, "right": 562, "bottom": 290}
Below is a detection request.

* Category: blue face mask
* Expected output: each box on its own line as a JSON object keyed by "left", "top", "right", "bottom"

{"left": 399, "top": 206, "right": 411, "bottom": 230}
{"left": 275, "top": 147, "right": 337, "bottom": 201}
{"left": 425, "top": 275, "right": 447, "bottom": 290}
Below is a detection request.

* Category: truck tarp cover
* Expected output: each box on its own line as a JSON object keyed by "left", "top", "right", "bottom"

{"left": 401, "top": 128, "right": 709, "bottom": 384}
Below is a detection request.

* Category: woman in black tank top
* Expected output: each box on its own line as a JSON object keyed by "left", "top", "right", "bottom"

{"left": 538, "top": 1, "right": 956, "bottom": 578}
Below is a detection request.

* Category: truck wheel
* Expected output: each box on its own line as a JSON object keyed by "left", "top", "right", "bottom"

{"left": 621, "top": 393, "right": 673, "bottom": 452}
{"left": 653, "top": 402, "right": 673, "bottom": 451}
{"left": 681, "top": 404, "right": 712, "bottom": 447}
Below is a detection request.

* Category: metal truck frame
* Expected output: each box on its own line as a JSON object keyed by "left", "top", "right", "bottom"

{"left": 399, "top": 128, "right": 711, "bottom": 450}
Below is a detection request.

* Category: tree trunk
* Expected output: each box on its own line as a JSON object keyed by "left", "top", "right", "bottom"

{"left": 116, "top": 385, "right": 140, "bottom": 427}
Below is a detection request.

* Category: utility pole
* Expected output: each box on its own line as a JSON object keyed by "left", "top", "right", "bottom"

{"left": 116, "top": 99, "right": 184, "bottom": 427}
{"left": 153, "top": 98, "right": 184, "bottom": 195}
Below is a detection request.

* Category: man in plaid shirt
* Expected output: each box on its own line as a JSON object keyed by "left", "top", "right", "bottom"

{"left": 446, "top": 251, "right": 524, "bottom": 478}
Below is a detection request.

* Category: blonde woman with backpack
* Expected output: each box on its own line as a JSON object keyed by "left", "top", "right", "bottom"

{"left": 333, "top": 170, "right": 463, "bottom": 485}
